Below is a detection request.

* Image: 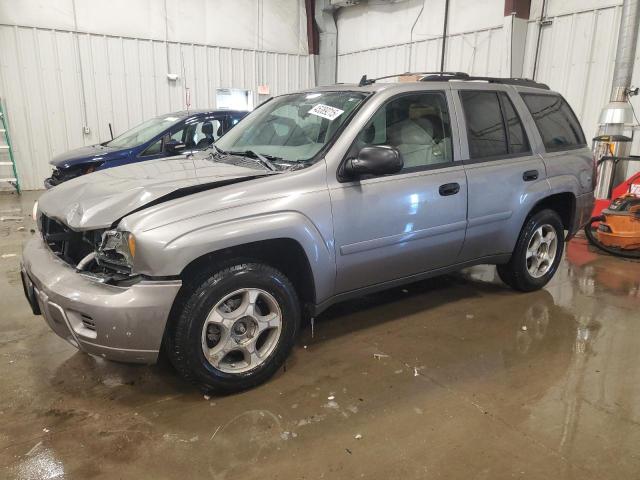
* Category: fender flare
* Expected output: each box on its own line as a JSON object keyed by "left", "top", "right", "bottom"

{"left": 136, "top": 211, "right": 336, "bottom": 303}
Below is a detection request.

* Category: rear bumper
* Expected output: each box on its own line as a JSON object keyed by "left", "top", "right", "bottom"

{"left": 21, "top": 235, "right": 182, "bottom": 364}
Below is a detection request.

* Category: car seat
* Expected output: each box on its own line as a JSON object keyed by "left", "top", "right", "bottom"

{"left": 196, "top": 122, "right": 216, "bottom": 149}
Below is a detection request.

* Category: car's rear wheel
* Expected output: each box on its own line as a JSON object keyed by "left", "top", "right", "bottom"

{"left": 497, "top": 209, "right": 564, "bottom": 292}
{"left": 166, "top": 262, "right": 300, "bottom": 393}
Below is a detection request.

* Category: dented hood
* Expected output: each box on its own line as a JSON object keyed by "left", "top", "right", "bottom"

{"left": 39, "top": 153, "right": 275, "bottom": 230}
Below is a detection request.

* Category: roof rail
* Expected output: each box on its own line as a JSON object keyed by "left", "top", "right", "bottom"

{"left": 420, "top": 72, "right": 550, "bottom": 90}
{"left": 356, "top": 71, "right": 550, "bottom": 90}
{"left": 358, "top": 71, "right": 467, "bottom": 87}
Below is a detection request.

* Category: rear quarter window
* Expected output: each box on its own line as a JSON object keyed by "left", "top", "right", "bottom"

{"left": 520, "top": 93, "right": 586, "bottom": 151}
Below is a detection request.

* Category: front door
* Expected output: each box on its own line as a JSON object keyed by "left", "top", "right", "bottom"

{"left": 329, "top": 90, "right": 468, "bottom": 294}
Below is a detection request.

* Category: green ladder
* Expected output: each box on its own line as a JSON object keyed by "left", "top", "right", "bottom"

{"left": 0, "top": 100, "right": 20, "bottom": 194}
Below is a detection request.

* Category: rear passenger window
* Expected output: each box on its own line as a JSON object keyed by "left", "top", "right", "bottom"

{"left": 521, "top": 93, "right": 586, "bottom": 151}
{"left": 500, "top": 92, "right": 529, "bottom": 154}
{"left": 460, "top": 91, "right": 530, "bottom": 159}
{"left": 353, "top": 92, "right": 453, "bottom": 170}
{"left": 460, "top": 91, "right": 508, "bottom": 159}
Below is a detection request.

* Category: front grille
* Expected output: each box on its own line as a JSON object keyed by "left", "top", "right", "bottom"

{"left": 40, "top": 214, "right": 104, "bottom": 267}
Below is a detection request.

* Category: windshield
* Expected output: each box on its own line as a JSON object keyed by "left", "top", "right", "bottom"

{"left": 215, "top": 91, "right": 367, "bottom": 162}
{"left": 106, "top": 115, "right": 182, "bottom": 148}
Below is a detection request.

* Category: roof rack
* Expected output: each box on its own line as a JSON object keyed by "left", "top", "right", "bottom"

{"left": 357, "top": 71, "right": 549, "bottom": 90}
{"left": 358, "top": 72, "right": 466, "bottom": 87}
{"left": 420, "top": 72, "right": 549, "bottom": 90}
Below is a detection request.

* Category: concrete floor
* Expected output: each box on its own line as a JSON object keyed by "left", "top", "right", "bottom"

{"left": 1, "top": 191, "right": 640, "bottom": 480}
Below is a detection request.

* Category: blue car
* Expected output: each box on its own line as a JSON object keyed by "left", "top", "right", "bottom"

{"left": 45, "top": 109, "right": 247, "bottom": 188}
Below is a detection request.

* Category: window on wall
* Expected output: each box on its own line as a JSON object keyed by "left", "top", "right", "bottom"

{"left": 352, "top": 92, "right": 453, "bottom": 170}
{"left": 520, "top": 93, "right": 586, "bottom": 151}
{"left": 216, "top": 89, "right": 253, "bottom": 111}
{"left": 460, "top": 90, "right": 530, "bottom": 159}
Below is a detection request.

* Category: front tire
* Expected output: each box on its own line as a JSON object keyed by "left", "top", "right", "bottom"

{"left": 497, "top": 209, "right": 564, "bottom": 292}
{"left": 166, "top": 262, "right": 300, "bottom": 393}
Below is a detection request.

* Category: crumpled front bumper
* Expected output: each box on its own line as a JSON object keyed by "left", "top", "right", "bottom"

{"left": 21, "top": 235, "right": 182, "bottom": 364}
{"left": 43, "top": 177, "right": 57, "bottom": 189}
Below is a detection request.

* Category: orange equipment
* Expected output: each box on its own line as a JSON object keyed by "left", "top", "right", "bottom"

{"left": 585, "top": 155, "right": 640, "bottom": 258}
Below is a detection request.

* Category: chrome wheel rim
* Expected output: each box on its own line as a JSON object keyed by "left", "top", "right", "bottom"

{"left": 526, "top": 224, "right": 558, "bottom": 278}
{"left": 201, "top": 288, "right": 282, "bottom": 374}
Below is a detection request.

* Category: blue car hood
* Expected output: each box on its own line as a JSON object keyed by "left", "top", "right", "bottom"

{"left": 49, "top": 143, "right": 128, "bottom": 168}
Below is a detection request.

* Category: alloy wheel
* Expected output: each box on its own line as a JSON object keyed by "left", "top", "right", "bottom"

{"left": 201, "top": 288, "right": 282, "bottom": 374}
{"left": 526, "top": 224, "right": 558, "bottom": 278}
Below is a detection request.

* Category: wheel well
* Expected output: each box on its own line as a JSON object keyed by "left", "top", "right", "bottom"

{"left": 528, "top": 192, "right": 576, "bottom": 230}
{"left": 180, "top": 238, "right": 316, "bottom": 308}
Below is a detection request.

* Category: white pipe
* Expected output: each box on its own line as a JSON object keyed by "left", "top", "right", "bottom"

{"left": 76, "top": 252, "right": 96, "bottom": 271}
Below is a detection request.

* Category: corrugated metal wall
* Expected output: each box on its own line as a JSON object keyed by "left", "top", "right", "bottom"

{"left": 0, "top": 25, "right": 315, "bottom": 190}
{"left": 522, "top": 3, "right": 626, "bottom": 142}
{"left": 336, "top": 1, "right": 639, "bottom": 155}
{"left": 337, "top": 25, "right": 505, "bottom": 83}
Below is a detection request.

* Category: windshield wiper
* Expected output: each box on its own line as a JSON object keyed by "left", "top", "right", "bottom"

{"left": 227, "top": 150, "right": 278, "bottom": 171}
{"left": 212, "top": 146, "right": 299, "bottom": 171}
{"left": 212, "top": 145, "right": 227, "bottom": 155}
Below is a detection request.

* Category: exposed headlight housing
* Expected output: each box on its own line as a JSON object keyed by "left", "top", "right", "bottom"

{"left": 96, "top": 230, "right": 136, "bottom": 273}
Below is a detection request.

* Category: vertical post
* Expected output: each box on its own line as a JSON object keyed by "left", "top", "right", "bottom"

{"left": 314, "top": 0, "right": 337, "bottom": 86}
{"left": 503, "top": 0, "right": 531, "bottom": 78}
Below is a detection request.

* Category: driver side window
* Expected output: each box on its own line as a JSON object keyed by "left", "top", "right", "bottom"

{"left": 141, "top": 139, "right": 162, "bottom": 156}
{"left": 354, "top": 92, "right": 453, "bottom": 171}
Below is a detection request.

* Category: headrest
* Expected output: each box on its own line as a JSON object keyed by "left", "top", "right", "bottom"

{"left": 362, "top": 123, "right": 376, "bottom": 144}
{"left": 202, "top": 122, "right": 214, "bottom": 135}
{"left": 388, "top": 119, "right": 434, "bottom": 145}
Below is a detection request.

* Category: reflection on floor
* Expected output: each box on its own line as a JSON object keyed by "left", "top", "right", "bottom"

{"left": 1, "top": 191, "right": 639, "bottom": 479}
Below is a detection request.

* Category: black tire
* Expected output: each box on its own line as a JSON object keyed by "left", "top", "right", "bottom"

{"left": 165, "top": 262, "right": 300, "bottom": 393}
{"left": 497, "top": 209, "right": 565, "bottom": 292}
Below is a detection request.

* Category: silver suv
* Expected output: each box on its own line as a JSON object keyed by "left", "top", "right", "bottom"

{"left": 21, "top": 73, "right": 595, "bottom": 392}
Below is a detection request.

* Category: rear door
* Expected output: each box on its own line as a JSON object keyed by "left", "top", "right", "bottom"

{"left": 519, "top": 92, "right": 593, "bottom": 226}
{"left": 452, "top": 84, "right": 548, "bottom": 261}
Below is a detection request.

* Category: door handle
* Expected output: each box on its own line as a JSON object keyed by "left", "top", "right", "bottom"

{"left": 439, "top": 182, "right": 460, "bottom": 196}
{"left": 523, "top": 170, "right": 539, "bottom": 181}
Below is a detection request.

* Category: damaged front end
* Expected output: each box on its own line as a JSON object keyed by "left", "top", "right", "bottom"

{"left": 39, "top": 214, "right": 136, "bottom": 284}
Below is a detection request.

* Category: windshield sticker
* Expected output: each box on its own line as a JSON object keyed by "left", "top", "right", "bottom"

{"left": 308, "top": 104, "right": 344, "bottom": 121}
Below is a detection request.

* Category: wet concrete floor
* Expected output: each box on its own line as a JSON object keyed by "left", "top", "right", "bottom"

{"left": 1, "top": 190, "right": 640, "bottom": 479}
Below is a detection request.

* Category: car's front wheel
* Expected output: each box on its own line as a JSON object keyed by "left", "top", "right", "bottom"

{"left": 497, "top": 209, "right": 565, "bottom": 292}
{"left": 166, "top": 262, "right": 300, "bottom": 393}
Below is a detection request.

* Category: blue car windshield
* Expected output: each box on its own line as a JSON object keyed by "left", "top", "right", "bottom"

{"left": 106, "top": 115, "right": 182, "bottom": 148}
{"left": 215, "top": 91, "right": 367, "bottom": 163}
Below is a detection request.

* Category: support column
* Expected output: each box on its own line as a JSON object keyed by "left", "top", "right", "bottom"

{"left": 503, "top": 0, "right": 531, "bottom": 78}
{"left": 314, "top": 0, "right": 338, "bottom": 86}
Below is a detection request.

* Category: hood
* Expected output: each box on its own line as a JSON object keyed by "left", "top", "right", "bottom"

{"left": 49, "top": 143, "right": 127, "bottom": 168}
{"left": 39, "top": 153, "right": 276, "bottom": 230}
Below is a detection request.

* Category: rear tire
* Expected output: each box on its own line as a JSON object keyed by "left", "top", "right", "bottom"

{"left": 166, "top": 262, "right": 300, "bottom": 394}
{"left": 497, "top": 209, "right": 564, "bottom": 292}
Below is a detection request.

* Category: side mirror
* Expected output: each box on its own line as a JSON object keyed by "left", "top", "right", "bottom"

{"left": 344, "top": 145, "right": 403, "bottom": 178}
{"left": 165, "top": 139, "right": 186, "bottom": 154}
